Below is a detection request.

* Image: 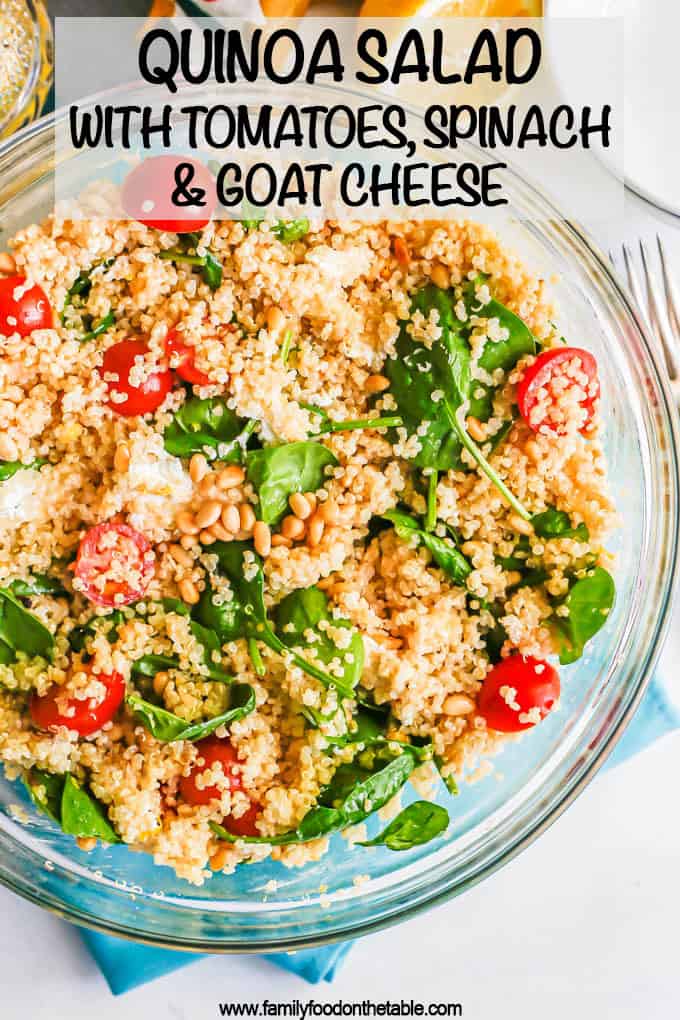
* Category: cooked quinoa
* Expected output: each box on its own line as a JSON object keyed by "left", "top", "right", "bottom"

{"left": 0, "top": 210, "right": 616, "bottom": 884}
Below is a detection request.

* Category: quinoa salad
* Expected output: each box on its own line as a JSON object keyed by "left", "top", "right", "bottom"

{"left": 0, "top": 189, "right": 616, "bottom": 883}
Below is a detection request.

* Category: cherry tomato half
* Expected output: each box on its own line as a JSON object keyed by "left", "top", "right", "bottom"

{"left": 219, "top": 800, "right": 261, "bottom": 839}
{"left": 102, "top": 339, "right": 173, "bottom": 417}
{"left": 121, "top": 155, "right": 215, "bottom": 233}
{"left": 30, "top": 665, "right": 125, "bottom": 736}
{"left": 75, "top": 522, "right": 154, "bottom": 608}
{"left": 517, "top": 347, "right": 600, "bottom": 436}
{"left": 165, "top": 327, "right": 211, "bottom": 386}
{"left": 477, "top": 654, "right": 560, "bottom": 733}
{"left": 0, "top": 275, "right": 52, "bottom": 337}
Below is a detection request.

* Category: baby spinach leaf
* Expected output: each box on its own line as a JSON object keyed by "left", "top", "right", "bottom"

{"left": 552, "top": 566, "right": 615, "bottom": 665}
{"left": 69, "top": 609, "right": 127, "bottom": 654}
{"left": 271, "top": 218, "right": 309, "bottom": 243}
{"left": 24, "top": 768, "right": 64, "bottom": 823}
{"left": 473, "top": 292, "right": 536, "bottom": 377}
{"left": 60, "top": 775, "right": 120, "bottom": 843}
{"left": 531, "top": 509, "right": 589, "bottom": 542}
{"left": 210, "top": 744, "right": 420, "bottom": 846}
{"left": 358, "top": 800, "right": 449, "bottom": 851}
{"left": 0, "top": 588, "right": 54, "bottom": 661}
{"left": 383, "top": 509, "right": 472, "bottom": 587}
{"left": 10, "top": 574, "right": 66, "bottom": 598}
{"left": 274, "top": 586, "right": 364, "bottom": 698}
{"left": 434, "top": 756, "right": 459, "bottom": 797}
{"left": 0, "top": 458, "right": 46, "bottom": 482}
{"left": 62, "top": 259, "right": 115, "bottom": 341}
{"left": 126, "top": 682, "right": 255, "bottom": 742}
{"left": 164, "top": 396, "right": 250, "bottom": 461}
{"left": 245, "top": 441, "right": 338, "bottom": 526}
{"left": 159, "top": 237, "right": 223, "bottom": 291}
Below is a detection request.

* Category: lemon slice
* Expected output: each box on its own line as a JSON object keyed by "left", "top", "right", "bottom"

{"left": 360, "top": 0, "right": 542, "bottom": 17}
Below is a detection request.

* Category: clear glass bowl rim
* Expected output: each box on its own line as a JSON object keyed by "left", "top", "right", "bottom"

{"left": 0, "top": 84, "right": 678, "bottom": 954}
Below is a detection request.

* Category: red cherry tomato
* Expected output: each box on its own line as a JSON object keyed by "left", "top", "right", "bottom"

{"left": 517, "top": 347, "right": 600, "bottom": 436}
{"left": 0, "top": 275, "right": 52, "bottom": 337}
{"left": 30, "top": 665, "right": 125, "bottom": 736}
{"left": 220, "top": 801, "right": 261, "bottom": 838}
{"left": 165, "top": 327, "right": 211, "bottom": 386}
{"left": 180, "top": 736, "right": 245, "bottom": 805}
{"left": 102, "top": 339, "right": 173, "bottom": 417}
{"left": 121, "top": 155, "right": 215, "bottom": 233}
{"left": 75, "top": 522, "right": 153, "bottom": 607}
{"left": 477, "top": 654, "right": 560, "bottom": 733}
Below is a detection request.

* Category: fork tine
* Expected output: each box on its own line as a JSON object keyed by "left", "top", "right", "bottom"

{"left": 657, "top": 235, "right": 680, "bottom": 340}
{"left": 621, "top": 244, "right": 650, "bottom": 330}
{"left": 638, "top": 240, "right": 680, "bottom": 380}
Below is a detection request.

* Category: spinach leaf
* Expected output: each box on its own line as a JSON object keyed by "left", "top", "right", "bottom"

{"left": 24, "top": 768, "right": 64, "bottom": 823}
{"left": 10, "top": 574, "right": 66, "bottom": 598}
{"left": 0, "top": 587, "right": 54, "bottom": 662}
{"left": 434, "top": 756, "right": 459, "bottom": 797}
{"left": 473, "top": 290, "right": 536, "bottom": 376}
{"left": 164, "top": 396, "right": 252, "bottom": 461}
{"left": 552, "top": 566, "right": 615, "bottom": 665}
{"left": 211, "top": 744, "right": 420, "bottom": 846}
{"left": 383, "top": 509, "right": 472, "bottom": 587}
{"left": 274, "top": 586, "right": 364, "bottom": 698}
{"left": 126, "top": 683, "right": 255, "bottom": 742}
{"left": 358, "top": 800, "right": 449, "bottom": 851}
{"left": 194, "top": 542, "right": 349, "bottom": 692}
{"left": 0, "top": 458, "right": 46, "bottom": 482}
{"left": 245, "top": 441, "right": 338, "bottom": 526}
{"left": 60, "top": 775, "right": 120, "bottom": 843}
{"left": 62, "top": 260, "right": 115, "bottom": 341}
{"left": 385, "top": 284, "right": 532, "bottom": 520}
{"left": 130, "top": 629, "right": 233, "bottom": 685}
{"left": 69, "top": 609, "right": 126, "bottom": 654}
{"left": 271, "top": 219, "right": 309, "bottom": 243}
{"left": 159, "top": 236, "right": 223, "bottom": 291}
{"left": 531, "top": 509, "right": 589, "bottom": 542}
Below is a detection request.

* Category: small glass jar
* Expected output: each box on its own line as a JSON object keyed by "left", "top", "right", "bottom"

{"left": 0, "top": 0, "right": 53, "bottom": 140}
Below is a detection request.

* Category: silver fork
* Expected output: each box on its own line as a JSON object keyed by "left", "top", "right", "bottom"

{"left": 610, "top": 237, "right": 680, "bottom": 393}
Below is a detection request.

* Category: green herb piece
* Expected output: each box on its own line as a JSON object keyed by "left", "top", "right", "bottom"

{"left": 247, "top": 638, "right": 266, "bottom": 676}
{"left": 280, "top": 330, "right": 293, "bottom": 367}
{"left": 274, "top": 586, "right": 364, "bottom": 699}
{"left": 385, "top": 283, "right": 533, "bottom": 519}
{"left": 159, "top": 238, "right": 223, "bottom": 291}
{"left": 271, "top": 218, "right": 309, "bottom": 243}
{"left": 193, "top": 542, "right": 353, "bottom": 693}
{"left": 0, "top": 459, "right": 46, "bottom": 482}
{"left": 552, "top": 566, "right": 615, "bottom": 665}
{"left": 164, "top": 396, "right": 251, "bottom": 462}
{"left": 358, "top": 800, "right": 449, "bottom": 851}
{"left": 60, "top": 775, "right": 120, "bottom": 843}
{"left": 425, "top": 472, "right": 438, "bottom": 532}
{"left": 9, "top": 574, "right": 66, "bottom": 598}
{"left": 319, "top": 416, "right": 403, "bottom": 434}
{"left": 126, "top": 683, "right": 255, "bottom": 742}
{"left": 61, "top": 260, "right": 115, "bottom": 342}
{"left": 245, "top": 441, "right": 338, "bottom": 526}
{"left": 201, "top": 253, "right": 223, "bottom": 291}
{"left": 24, "top": 768, "right": 64, "bottom": 823}
{"left": 0, "top": 587, "right": 54, "bottom": 662}
{"left": 434, "top": 756, "right": 459, "bottom": 797}
{"left": 211, "top": 744, "right": 420, "bottom": 846}
{"left": 531, "top": 509, "right": 590, "bottom": 542}
{"left": 383, "top": 509, "right": 472, "bottom": 587}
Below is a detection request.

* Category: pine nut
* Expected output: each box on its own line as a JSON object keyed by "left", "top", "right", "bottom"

{"left": 365, "top": 374, "right": 390, "bottom": 394}
{"left": 505, "top": 570, "right": 523, "bottom": 587}
{"left": 176, "top": 511, "right": 200, "bottom": 536}
{"left": 169, "top": 543, "right": 193, "bottom": 567}
{"left": 76, "top": 836, "right": 97, "bottom": 852}
{"left": 289, "top": 492, "right": 312, "bottom": 520}
{"left": 318, "top": 500, "right": 339, "bottom": 525}
{"left": 180, "top": 534, "right": 198, "bottom": 550}
{"left": 392, "top": 237, "right": 410, "bottom": 266}
{"left": 197, "top": 475, "right": 218, "bottom": 499}
{"left": 466, "top": 416, "right": 487, "bottom": 443}
{"left": 253, "top": 520, "right": 271, "bottom": 557}
{"left": 189, "top": 453, "right": 209, "bottom": 484}
{"left": 0, "top": 434, "right": 18, "bottom": 461}
{"left": 239, "top": 503, "right": 255, "bottom": 532}
{"left": 209, "top": 844, "right": 229, "bottom": 871}
{"left": 195, "top": 500, "right": 222, "bottom": 529}
{"left": 113, "top": 443, "right": 130, "bottom": 473}
{"left": 216, "top": 465, "right": 245, "bottom": 490}
{"left": 307, "top": 513, "right": 325, "bottom": 547}
{"left": 271, "top": 534, "right": 292, "bottom": 548}
{"left": 442, "top": 694, "right": 475, "bottom": 717}
{"left": 153, "top": 671, "right": 170, "bottom": 696}
{"left": 209, "top": 522, "right": 232, "bottom": 542}
{"left": 266, "top": 305, "right": 286, "bottom": 337}
{"left": 281, "top": 514, "right": 305, "bottom": 540}
{"left": 430, "top": 263, "right": 449, "bottom": 289}
{"left": 178, "top": 579, "right": 200, "bottom": 605}
{"left": 0, "top": 252, "right": 17, "bottom": 275}
{"left": 508, "top": 513, "right": 534, "bottom": 536}
{"left": 221, "top": 504, "right": 241, "bottom": 534}
{"left": 304, "top": 492, "right": 317, "bottom": 514}
{"left": 200, "top": 530, "right": 216, "bottom": 545}
{"left": 525, "top": 439, "right": 541, "bottom": 463}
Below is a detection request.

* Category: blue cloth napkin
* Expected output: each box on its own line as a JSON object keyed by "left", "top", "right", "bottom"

{"left": 76, "top": 677, "right": 680, "bottom": 995}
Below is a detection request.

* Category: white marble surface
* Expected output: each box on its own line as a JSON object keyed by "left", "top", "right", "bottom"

{"left": 1, "top": 197, "right": 679, "bottom": 1017}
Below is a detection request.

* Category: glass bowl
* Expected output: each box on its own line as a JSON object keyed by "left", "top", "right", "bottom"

{"left": 0, "top": 0, "right": 53, "bottom": 141}
{"left": 0, "top": 86, "right": 677, "bottom": 954}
